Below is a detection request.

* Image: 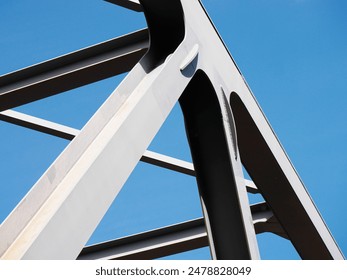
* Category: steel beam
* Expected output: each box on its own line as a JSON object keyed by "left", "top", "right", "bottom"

{"left": 251, "top": 202, "right": 288, "bottom": 239}
{"left": 78, "top": 218, "right": 207, "bottom": 260}
{"left": 229, "top": 92, "right": 344, "bottom": 259}
{"left": 0, "top": 110, "right": 79, "bottom": 140}
{"left": 0, "top": 29, "right": 148, "bottom": 111}
{"left": 178, "top": 0, "right": 343, "bottom": 259}
{"left": 141, "top": 150, "right": 195, "bottom": 176}
{"left": 0, "top": 110, "right": 195, "bottom": 175}
{"left": 0, "top": 58, "right": 192, "bottom": 259}
{"left": 0, "top": 0, "right": 195, "bottom": 259}
{"left": 141, "top": 153, "right": 258, "bottom": 195}
{"left": 0, "top": 110, "right": 259, "bottom": 194}
{"left": 141, "top": 153, "right": 259, "bottom": 196}
{"left": 179, "top": 70, "right": 259, "bottom": 259}
{"left": 0, "top": 0, "right": 343, "bottom": 260}
{"left": 77, "top": 202, "right": 281, "bottom": 260}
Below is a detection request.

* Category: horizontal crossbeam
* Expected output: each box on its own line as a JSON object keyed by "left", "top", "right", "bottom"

{"left": 0, "top": 0, "right": 343, "bottom": 261}
{"left": 78, "top": 202, "right": 282, "bottom": 260}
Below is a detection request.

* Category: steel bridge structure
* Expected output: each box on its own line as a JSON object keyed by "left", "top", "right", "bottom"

{"left": 0, "top": 0, "right": 344, "bottom": 260}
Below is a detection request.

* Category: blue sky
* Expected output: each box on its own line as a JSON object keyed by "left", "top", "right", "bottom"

{"left": 0, "top": 0, "right": 346, "bottom": 260}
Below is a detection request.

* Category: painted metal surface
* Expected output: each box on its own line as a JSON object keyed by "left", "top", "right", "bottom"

{"left": 0, "top": 0, "right": 198, "bottom": 260}
{"left": 78, "top": 202, "right": 281, "bottom": 260}
{"left": 105, "top": 0, "right": 142, "bottom": 12}
{"left": 0, "top": 0, "right": 343, "bottom": 260}
{"left": 79, "top": 218, "right": 208, "bottom": 260}
{"left": 179, "top": 70, "right": 259, "bottom": 259}
{"left": 0, "top": 110, "right": 80, "bottom": 140}
{"left": 0, "top": 29, "right": 148, "bottom": 111}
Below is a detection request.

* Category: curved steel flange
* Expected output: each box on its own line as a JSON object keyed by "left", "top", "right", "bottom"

{"left": 139, "top": 0, "right": 185, "bottom": 71}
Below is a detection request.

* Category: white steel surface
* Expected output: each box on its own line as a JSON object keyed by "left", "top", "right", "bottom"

{"left": 0, "top": 0, "right": 343, "bottom": 259}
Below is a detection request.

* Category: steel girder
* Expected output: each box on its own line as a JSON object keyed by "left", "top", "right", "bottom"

{"left": 0, "top": 29, "right": 148, "bottom": 111}
{"left": 0, "top": 109, "right": 258, "bottom": 194}
{"left": 0, "top": 0, "right": 344, "bottom": 260}
{"left": 105, "top": 0, "right": 142, "bottom": 12}
{"left": 77, "top": 202, "right": 281, "bottom": 260}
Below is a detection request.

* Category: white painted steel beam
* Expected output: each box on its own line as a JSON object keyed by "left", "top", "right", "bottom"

{"left": 0, "top": 110, "right": 258, "bottom": 194}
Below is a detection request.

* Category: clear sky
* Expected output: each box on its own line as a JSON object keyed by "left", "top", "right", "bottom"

{"left": 0, "top": 0, "right": 346, "bottom": 260}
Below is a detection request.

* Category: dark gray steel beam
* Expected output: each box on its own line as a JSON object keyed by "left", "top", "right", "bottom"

{"left": 230, "top": 92, "right": 342, "bottom": 259}
{"left": 251, "top": 202, "right": 288, "bottom": 239}
{"left": 78, "top": 218, "right": 207, "bottom": 260}
{"left": 77, "top": 202, "right": 280, "bottom": 260}
{"left": 180, "top": 70, "right": 256, "bottom": 259}
{"left": 105, "top": 0, "right": 143, "bottom": 12}
{"left": 0, "top": 110, "right": 195, "bottom": 174}
{"left": 141, "top": 152, "right": 258, "bottom": 194}
{"left": 0, "top": 29, "right": 149, "bottom": 111}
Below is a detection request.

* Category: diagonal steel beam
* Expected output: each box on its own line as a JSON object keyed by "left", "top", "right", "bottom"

{"left": 0, "top": 29, "right": 148, "bottom": 111}
{"left": 0, "top": 0, "right": 258, "bottom": 260}
{"left": 1, "top": 0, "right": 342, "bottom": 260}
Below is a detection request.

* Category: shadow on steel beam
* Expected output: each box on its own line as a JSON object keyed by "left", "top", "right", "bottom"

{"left": 179, "top": 70, "right": 252, "bottom": 259}
{"left": 229, "top": 91, "right": 333, "bottom": 259}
